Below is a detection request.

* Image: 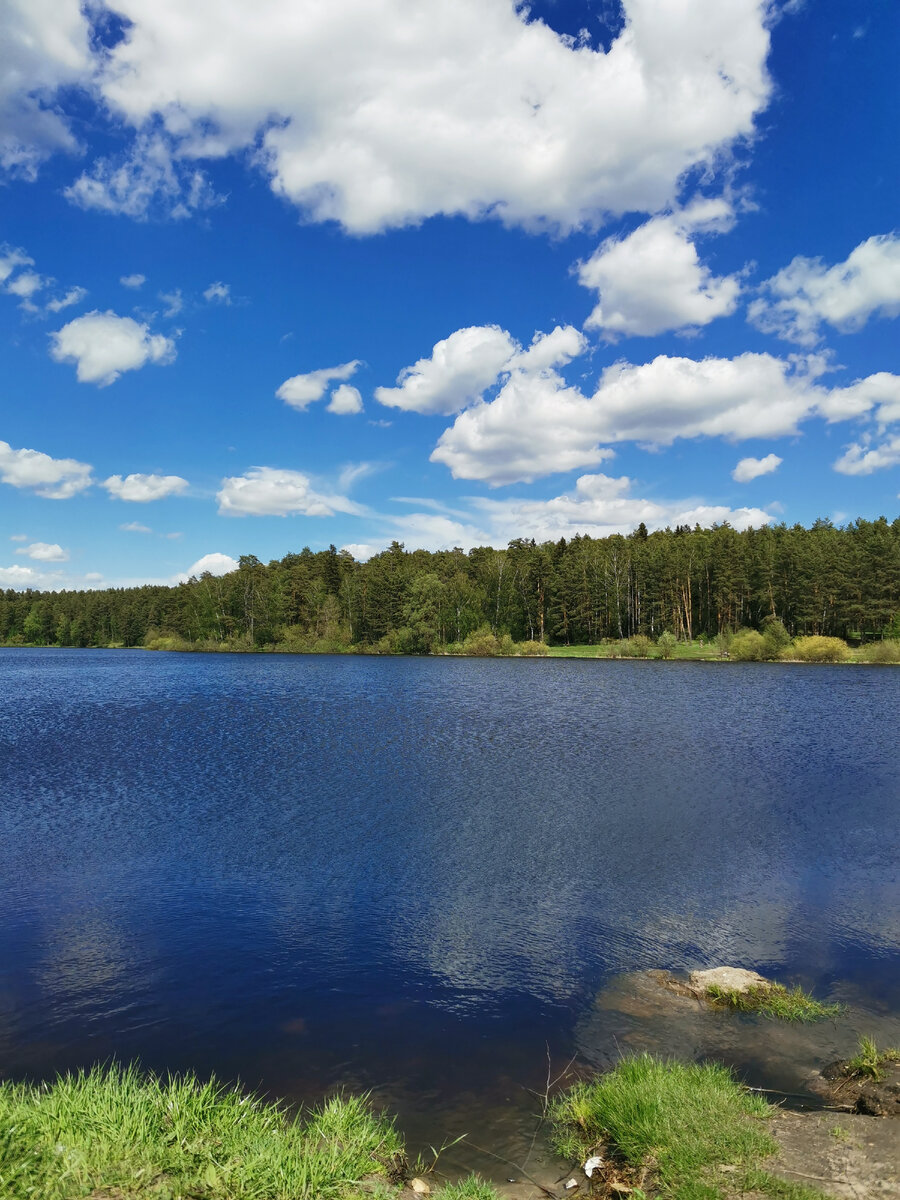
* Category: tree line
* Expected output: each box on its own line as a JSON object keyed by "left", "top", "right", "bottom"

{"left": 2, "top": 516, "right": 898, "bottom": 653}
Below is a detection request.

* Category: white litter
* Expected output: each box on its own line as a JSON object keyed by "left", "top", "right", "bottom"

{"left": 583, "top": 1155, "right": 604, "bottom": 1177}
{"left": 565, "top": 1179, "right": 579, "bottom": 1190}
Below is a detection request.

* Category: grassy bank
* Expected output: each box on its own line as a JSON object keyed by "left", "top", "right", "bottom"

{"left": 0, "top": 1065, "right": 497, "bottom": 1200}
{"left": 550, "top": 1054, "right": 826, "bottom": 1199}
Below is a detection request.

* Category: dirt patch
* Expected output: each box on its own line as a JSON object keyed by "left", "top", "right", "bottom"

{"left": 815, "top": 1060, "right": 900, "bottom": 1118}
{"left": 761, "top": 1109, "right": 900, "bottom": 1199}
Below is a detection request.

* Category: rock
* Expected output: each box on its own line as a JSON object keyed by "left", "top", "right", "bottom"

{"left": 410, "top": 1178, "right": 431, "bottom": 1195}
{"left": 686, "top": 967, "right": 771, "bottom": 997}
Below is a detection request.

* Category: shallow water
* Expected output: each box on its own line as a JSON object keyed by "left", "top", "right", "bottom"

{"left": 1, "top": 650, "right": 898, "bottom": 1178}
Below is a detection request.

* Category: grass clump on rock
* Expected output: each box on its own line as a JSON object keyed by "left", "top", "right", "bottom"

{"left": 705, "top": 982, "right": 844, "bottom": 1023}
{"left": 550, "top": 1055, "right": 825, "bottom": 1200}
{"left": 0, "top": 1063, "right": 405, "bottom": 1200}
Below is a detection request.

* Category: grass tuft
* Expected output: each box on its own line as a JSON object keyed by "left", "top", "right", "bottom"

{"left": 549, "top": 1053, "right": 775, "bottom": 1198}
{"left": 434, "top": 1176, "right": 501, "bottom": 1200}
{"left": 705, "top": 983, "right": 844, "bottom": 1022}
{"left": 0, "top": 1063, "right": 403, "bottom": 1200}
{"left": 844, "top": 1035, "right": 900, "bottom": 1082}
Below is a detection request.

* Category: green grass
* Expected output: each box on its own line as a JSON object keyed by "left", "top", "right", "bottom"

{"left": 434, "top": 1178, "right": 501, "bottom": 1200}
{"left": 0, "top": 1064, "right": 404, "bottom": 1200}
{"left": 549, "top": 1054, "right": 828, "bottom": 1200}
{"left": 844, "top": 1035, "right": 900, "bottom": 1082}
{"left": 704, "top": 983, "right": 844, "bottom": 1023}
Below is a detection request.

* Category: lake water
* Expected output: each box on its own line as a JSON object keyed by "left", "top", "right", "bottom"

{"left": 1, "top": 649, "right": 898, "bottom": 1179}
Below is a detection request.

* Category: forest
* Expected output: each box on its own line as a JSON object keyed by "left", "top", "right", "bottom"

{"left": 2, "top": 516, "right": 899, "bottom": 654}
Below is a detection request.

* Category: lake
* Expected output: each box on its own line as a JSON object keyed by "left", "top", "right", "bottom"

{"left": 1, "top": 649, "right": 898, "bottom": 1178}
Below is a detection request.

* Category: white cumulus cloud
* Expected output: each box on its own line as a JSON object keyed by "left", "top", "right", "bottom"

{"left": 578, "top": 199, "right": 741, "bottom": 338}
{"left": 120, "top": 521, "right": 152, "bottom": 532}
{"left": 749, "top": 233, "right": 900, "bottom": 345}
{"left": 327, "top": 384, "right": 363, "bottom": 415}
{"left": 103, "top": 473, "right": 189, "bottom": 502}
{"left": 832, "top": 434, "right": 900, "bottom": 476}
{"left": 0, "top": 439, "right": 93, "bottom": 498}
{"left": 277, "top": 361, "right": 361, "bottom": 410}
{"left": 0, "top": 564, "right": 40, "bottom": 586}
{"left": 732, "top": 453, "right": 783, "bottom": 482}
{"left": 15, "top": 541, "right": 69, "bottom": 561}
{"left": 8, "top": 0, "right": 772, "bottom": 233}
{"left": 216, "top": 466, "right": 366, "bottom": 517}
{"left": 0, "top": 245, "right": 33, "bottom": 283}
{"left": 179, "top": 552, "right": 240, "bottom": 580}
{"left": 376, "top": 326, "right": 517, "bottom": 415}
{"left": 0, "top": 0, "right": 90, "bottom": 179}
{"left": 120, "top": 273, "right": 146, "bottom": 289}
{"left": 432, "top": 352, "right": 828, "bottom": 485}
{"left": 49, "top": 310, "right": 176, "bottom": 385}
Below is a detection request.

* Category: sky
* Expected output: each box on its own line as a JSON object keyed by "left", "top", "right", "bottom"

{"left": 0, "top": 0, "right": 898, "bottom": 590}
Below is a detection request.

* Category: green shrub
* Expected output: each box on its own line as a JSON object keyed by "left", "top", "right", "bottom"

{"left": 516, "top": 639, "right": 548, "bottom": 655}
{"left": 730, "top": 629, "right": 767, "bottom": 661}
{"left": 144, "top": 628, "right": 192, "bottom": 652}
{"left": 761, "top": 617, "right": 791, "bottom": 658}
{"left": 460, "top": 626, "right": 501, "bottom": 656}
{"left": 858, "top": 639, "right": 900, "bottom": 664}
{"left": 789, "top": 635, "right": 850, "bottom": 662}
{"left": 656, "top": 631, "right": 677, "bottom": 659}
{"left": 619, "top": 634, "right": 653, "bottom": 658}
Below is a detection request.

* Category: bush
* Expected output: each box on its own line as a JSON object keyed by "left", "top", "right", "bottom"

{"left": 858, "top": 639, "right": 900, "bottom": 664}
{"left": 790, "top": 635, "right": 850, "bottom": 662}
{"left": 656, "top": 631, "right": 677, "bottom": 659}
{"left": 618, "top": 634, "right": 653, "bottom": 658}
{"left": 730, "top": 629, "right": 767, "bottom": 661}
{"left": 516, "top": 639, "right": 548, "bottom": 656}
{"left": 460, "top": 626, "right": 501, "bottom": 656}
{"left": 761, "top": 617, "right": 791, "bottom": 658}
{"left": 144, "top": 628, "right": 192, "bottom": 652}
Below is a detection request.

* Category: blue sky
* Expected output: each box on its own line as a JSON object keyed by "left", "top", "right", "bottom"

{"left": 1, "top": 0, "right": 898, "bottom": 588}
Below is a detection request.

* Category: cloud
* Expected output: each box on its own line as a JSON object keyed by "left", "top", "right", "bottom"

{"left": 64, "top": 131, "right": 221, "bottom": 219}
{"left": 10, "top": 0, "right": 771, "bottom": 233}
{"left": 749, "top": 233, "right": 900, "bottom": 344}
{"left": 0, "top": 0, "right": 90, "bottom": 180}
{"left": 103, "top": 473, "right": 189, "bottom": 501}
{"left": 578, "top": 199, "right": 741, "bottom": 338}
{"left": 470, "top": 473, "right": 773, "bottom": 543}
{"left": 45, "top": 285, "right": 87, "bottom": 312}
{"left": 327, "top": 384, "right": 363, "bottom": 414}
{"left": 203, "top": 280, "right": 231, "bottom": 304}
{"left": 277, "top": 360, "right": 361, "bottom": 410}
{"left": 0, "top": 439, "right": 93, "bottom": 498}
{"left": 0, "top": 564, "right": 41, "bottom": 586}
{"left": 180, "top": 552, "right": 240, "bottom": 580}
{"left": 15, "top": 541, "right": 69, "bottom": 561}
{"left": 159, "top": 288, "right": 183, "bottom": 317}
{"left": 832, "top": 434, "right": 900, "bottom": 476}
{"left": 49, "top": 310, "right": 176, "bottom": 385}
{"left": 217, "top": 466, "right": 366, "bottom": 517}
{"left": 9, "top": 533, "right": 27, "bottom": 541}
{"left": 121, "top": 273, "right": 146, "bottom": 289}
{"left": 375, "top": 326, "right": 518, "bottom": 415}
{"left": 433, "top": 352, "right": 828, "bottom": 485}
{"left": 6, "top": 269, "right": 45, "bottom": 304}
{"left": 120, "top": 521, "right": 152, "bottom": 532}
{"left": 0, "top": 245, "right": 33, "bottom": 283}
{"left": 732, "top": 453, "right": 783, "bottom": 482}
